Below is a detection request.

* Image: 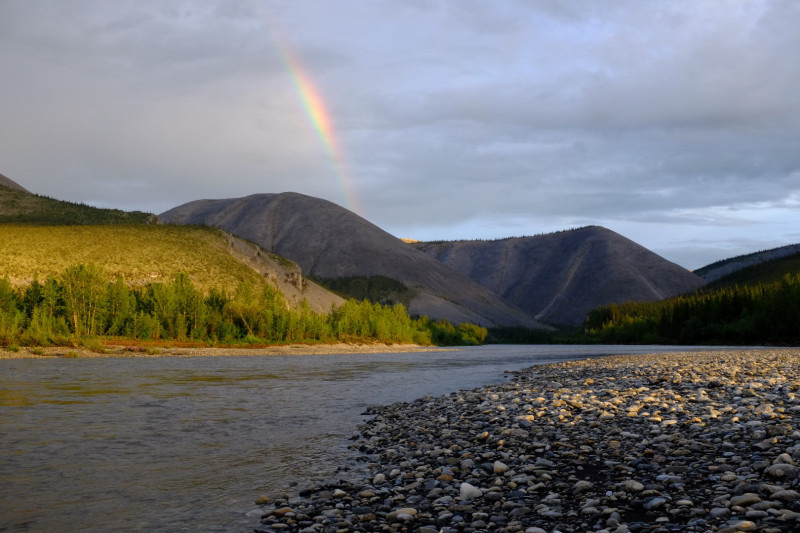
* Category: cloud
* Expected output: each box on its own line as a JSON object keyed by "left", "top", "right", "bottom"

{"left": 0, "top": 0, "right": 798, "bottom": 269}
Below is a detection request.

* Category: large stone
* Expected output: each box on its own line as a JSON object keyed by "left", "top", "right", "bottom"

{"left": 644, "top": 497, "right": 668, "bottom": 510}
{"left": 574, "top": 480, "right": 594, "bottom": 494}
{"left": 730, "top": 493, "right": 761, "bottom": 507}
{"left": 459, "top": 482, "right": 483, "bottom": 501}
{"left": 765, "top": 464, "right": 799, "bottom": 478}
{"left": 493, "top": 460, "right": 509, "bottom": 474}
{"left": 622, "top": 480, "right": 645, "bottom": 492}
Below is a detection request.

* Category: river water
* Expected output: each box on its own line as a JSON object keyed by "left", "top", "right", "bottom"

{"left": 1, "top": 345, "right": 703, "bottom": 532}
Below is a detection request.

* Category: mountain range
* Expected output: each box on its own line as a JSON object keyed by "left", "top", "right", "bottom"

{"left": 160, "top": 193, "right": 543, "bottom": 328}
{"left": 2, "top": 172, "right": 794, "bottom": 329}
{"left": 412, "top": 227, "right": 705, "bottom": 326}
{"left": 160, "top": 192, "right": 704, "bottom": 327}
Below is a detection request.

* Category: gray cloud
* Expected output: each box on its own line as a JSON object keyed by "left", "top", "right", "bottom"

{"left": 1, "top": 0, "right": 798, "bottom": 269}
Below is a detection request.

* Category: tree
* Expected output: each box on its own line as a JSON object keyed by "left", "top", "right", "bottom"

{"left": 103, "top": 278, "right": 136, "bottom": 336}
{"left": 61, "top": 264, "right": 106, "bottom": 337}
{"left": 145, "top": 283, "right": 176, "bottom": 339}
{"left": 171, "top": 273, "right": 205, "bottom": 339}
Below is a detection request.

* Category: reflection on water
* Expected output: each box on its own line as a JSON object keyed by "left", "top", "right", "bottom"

{"left": 0, "top": 345, "right": 699, "bottom": 532}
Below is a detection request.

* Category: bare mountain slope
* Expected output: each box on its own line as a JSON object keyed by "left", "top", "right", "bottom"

{"left": 218, "top": 231, "right": 345, "bottom": 314}
{"left": 0, "top": 172, "right": 30, "bottom": 192}
{"left": 160, "top": 193, "right": 545, "bottom": 328}
{"left": 413, "top": 226, "right": 705, "bottom": 326}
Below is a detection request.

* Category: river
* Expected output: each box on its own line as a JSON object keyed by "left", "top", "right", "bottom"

{"left": 1, "top": 345, "right": 704, "bottom": 532}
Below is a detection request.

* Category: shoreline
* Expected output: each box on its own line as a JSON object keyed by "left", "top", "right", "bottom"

{"left": 0, "top": 342, "right": 451, "bottom": 359}
{"left": 258, "top": 348, "right": 800, "bottom": 533}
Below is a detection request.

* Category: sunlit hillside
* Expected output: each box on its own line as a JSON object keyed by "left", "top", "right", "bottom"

{"left": 0, "top": 224, "right": 273, "bottom": 293}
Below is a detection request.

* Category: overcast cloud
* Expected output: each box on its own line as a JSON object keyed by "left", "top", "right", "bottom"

{"left": 1, "top": 0, "right": 799, "bottom": 269}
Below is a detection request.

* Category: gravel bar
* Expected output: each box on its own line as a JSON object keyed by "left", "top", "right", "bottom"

{"left": 256, "top": 349, "right": 800, "bottom": 533}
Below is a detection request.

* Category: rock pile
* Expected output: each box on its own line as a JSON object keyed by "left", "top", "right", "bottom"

{"left": 256, "top": 349, "right": 800, "bottom": 532}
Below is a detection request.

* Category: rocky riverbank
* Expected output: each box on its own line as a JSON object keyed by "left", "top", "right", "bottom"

{"left": 256, "top": 349, "right": 800, "bottom": 533}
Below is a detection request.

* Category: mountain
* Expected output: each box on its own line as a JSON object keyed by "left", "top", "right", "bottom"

{"left": 0, "top": 224, "right": 343, "bottom": 313}
{"left": 0, "top": 172, "right": 30, "bottom": 192}
{"left": 702, "top": 248, "right": 800, "bottom": 290}
{"left": 0, "top": 175, "right": 155, "bottom": 225}
{"left": 412, "top": 226, "right": 706, "bottom": 326}
{"left": 160, "top": 193, "right": 546, "bottom": 329}
{"left": 694, "top": 243, "right": 800, "bottom": 283}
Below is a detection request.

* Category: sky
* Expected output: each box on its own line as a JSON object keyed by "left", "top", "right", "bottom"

{"left": 1, "top": 1, "right": 799, "bottom": 270}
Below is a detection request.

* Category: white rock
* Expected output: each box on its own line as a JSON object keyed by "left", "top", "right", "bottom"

{"left": 459, "top": 482, "right": 483, "bottom": 501}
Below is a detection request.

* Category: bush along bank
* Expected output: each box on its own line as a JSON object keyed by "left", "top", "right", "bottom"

{"left": 0, "top": 264, "right": 487, "bottom": 348}
{"left": 256, "top": 349, "right": 800, "bottom": 533}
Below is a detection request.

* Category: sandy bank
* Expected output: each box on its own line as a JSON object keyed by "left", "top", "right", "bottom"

{"left": 0, "top": 342, "right": 450, "bottom": 359}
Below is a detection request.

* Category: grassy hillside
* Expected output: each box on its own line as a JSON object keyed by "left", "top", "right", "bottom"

{"left": 0, "top": 224, "right": 271, "bottom": 293}
{"left": 0, "top": 184, "right": 154, "bottom": 225}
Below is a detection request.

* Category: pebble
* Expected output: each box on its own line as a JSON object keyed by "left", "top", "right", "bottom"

{"left": 257, "top": 349, "right": 800, "bottom": 533}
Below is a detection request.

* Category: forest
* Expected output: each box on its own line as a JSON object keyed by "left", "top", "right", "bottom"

{"left": 583, "top": 273, "right": 800, "bottom": 345}
{"left": 0, "top": 264, "right": 487, "bottom": 349}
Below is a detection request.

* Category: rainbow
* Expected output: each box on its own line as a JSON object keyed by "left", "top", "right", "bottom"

{"left": 273, "top": 38, "right": 362, "bottom": 215}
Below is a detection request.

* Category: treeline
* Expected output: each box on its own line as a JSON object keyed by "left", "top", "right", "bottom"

{"left": 584, "top": 273, "right": 800, "bottom": 345}
{"left": 0, "top": 264, "right": 487, "bottom": 347}
{"left": 0, "top": 185, "right": 155, "bottom": 225}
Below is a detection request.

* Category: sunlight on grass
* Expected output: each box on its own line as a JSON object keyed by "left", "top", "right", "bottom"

{"left": 0, "top": 225, "right": 270, "bottom": 294}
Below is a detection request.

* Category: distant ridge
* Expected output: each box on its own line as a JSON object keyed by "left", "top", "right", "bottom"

{"left": 413, "top": 226, "right": 705, "bottom": 326}
{"left": 703, "top": 248, "right": 800, "bottom": 289}
{"left": 695, "top": 243, "right": 800, "bottom": 282}
{"left": 161, "top": 193, "right": 546, "bottom": 328}
{"left": 0, "top": 172, "right": 30, "bottom": 193}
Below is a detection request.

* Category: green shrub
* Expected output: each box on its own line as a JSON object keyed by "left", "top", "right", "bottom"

{"left": 0, "top": 264, "right": 488, "bottom": 348}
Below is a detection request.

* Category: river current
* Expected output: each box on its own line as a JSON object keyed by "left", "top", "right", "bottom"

{"left": 1, "top": 345, "right": 701, "bottom": 532}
